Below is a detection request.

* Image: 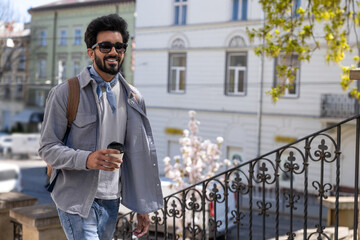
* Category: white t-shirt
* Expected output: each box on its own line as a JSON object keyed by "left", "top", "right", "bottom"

{"left": 93, "top": 80, "right": 127, "bottom": 199}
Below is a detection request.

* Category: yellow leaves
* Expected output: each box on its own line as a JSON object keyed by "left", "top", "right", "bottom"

{"left": 315, "top": 41, "right": 320, "bottom": 48}
{"left": 321, "top": 11, "right": 331, "bottom": 20}
{"left": 246, "top": 27, "right": 255, "bottom": 42}
{"left": 348, "top": 11, "right": 354, "bottom": 19}
{"left": 340, "top": 73, "right": 351, "bottom": 91}
{"left": 325, "top": 33, "right": 334, "bottom": 41}
{"left": 265, "top": 32, "right": 273, "bottom": 40}
{"left": 273, "top": 48, "right": 281, "bottom": 57}
{"left": 266, "top": 63, "right": 298, "bottom": 103}
{"left": 340, "top": 62, "right": 360, "bottom": 93}
{"left": 303, "top": 25, "right": 312, "bottom": 34}
{"left": 248, "top": 0, "right": 357, "bottom": 102}
{"left": 254, "top": 47, "right": 263, "bottom": 56}
{"left": 266, "top": 87, "right": 282, "bottom": 104}
{"left": 296, "top": 7, "right": 305, "bottom": 15}
{"left": 274, "top": 18, "right": 286, "bottom": 26}
{"left": 353, "top": 56, "right": 360, "bottom": 64}
{"left": 350, "top": 88, "right": 360, "bottom": 102}
{"left": 341, "top": 65, "right": 350, "bottom": 73}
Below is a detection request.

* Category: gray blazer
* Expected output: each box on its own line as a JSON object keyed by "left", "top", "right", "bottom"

{"left": 39, "top": 67, "right": 163, "bottom": 218}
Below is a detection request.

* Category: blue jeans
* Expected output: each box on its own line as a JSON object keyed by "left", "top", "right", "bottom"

{"left": 57, "top": 198, "right": 120, "bottom": 240}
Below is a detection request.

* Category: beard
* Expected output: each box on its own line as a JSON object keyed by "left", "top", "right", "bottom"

{"left": 94, "top": 52, "right": 123, "bottom": 75}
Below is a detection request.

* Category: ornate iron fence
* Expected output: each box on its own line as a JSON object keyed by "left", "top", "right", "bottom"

{"left": 114, "top": 115, "right": 360, "bottom": 240}
{"left": 11, "top": 220, "right": 22, "bottom": 240}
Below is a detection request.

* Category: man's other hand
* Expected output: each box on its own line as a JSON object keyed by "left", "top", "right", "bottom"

{"left": 134, "top": 213, "right": 150, "bottom": 238}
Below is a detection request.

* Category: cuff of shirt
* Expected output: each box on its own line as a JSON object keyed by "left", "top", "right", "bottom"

{"left": 75, "top": 150, "right": 92, "bottom": 170}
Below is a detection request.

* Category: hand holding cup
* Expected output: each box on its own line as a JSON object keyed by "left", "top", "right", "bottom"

{"left": 107, "top": 142, "right": 124, "bottom": 169}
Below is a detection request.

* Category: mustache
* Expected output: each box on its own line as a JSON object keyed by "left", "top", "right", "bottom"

{"left": 104, "top": 55, "right": 121, "bottom": 61}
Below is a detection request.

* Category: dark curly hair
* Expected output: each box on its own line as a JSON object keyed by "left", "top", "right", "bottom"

{"left": 84, "top": 14, "right": 130, "bottom": 48}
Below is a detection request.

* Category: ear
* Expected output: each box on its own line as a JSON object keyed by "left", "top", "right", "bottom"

{"left": 87, "top": 48, "right": 95, "bottom": 61}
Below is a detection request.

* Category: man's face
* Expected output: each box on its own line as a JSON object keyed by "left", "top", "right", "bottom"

{"left": 88, "top": 31, "right": 125, "bottom": 79}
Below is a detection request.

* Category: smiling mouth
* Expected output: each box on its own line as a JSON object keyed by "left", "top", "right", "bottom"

{"left": 106, "top": 58, "right": 118, "bottom": 63}
{"left": 105, "top": 56, "right": 121, "bottom": 62}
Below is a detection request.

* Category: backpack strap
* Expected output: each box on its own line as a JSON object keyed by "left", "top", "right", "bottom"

{"left": 46, "top": 76, "right": 79, "bottom": 192}
{"left": 66, "top": 76, "right": 80, "bottom": 128}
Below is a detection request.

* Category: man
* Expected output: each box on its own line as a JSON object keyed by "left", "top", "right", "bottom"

{"left": 39, "top": 14, "right": 163, "bottom": 240}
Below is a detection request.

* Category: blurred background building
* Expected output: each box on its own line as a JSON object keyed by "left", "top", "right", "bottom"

{"left": 134, "top": 0, "right": 358, "bottom": 192}
{"left": 0, "top": 0, "right": 136, "bottom": 134}
{"left": 27, "top": 0, "right": 135, "bottom": 110}
{"left": 0, "top": 21, "right": 32, "bottom": 132}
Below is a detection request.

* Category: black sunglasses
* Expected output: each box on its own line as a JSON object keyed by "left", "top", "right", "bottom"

{"left": 91, "top": 41, "right": 127, "bottom": 54}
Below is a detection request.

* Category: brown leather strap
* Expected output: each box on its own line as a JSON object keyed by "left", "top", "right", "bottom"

{"left": 66, "top": 76, "right": 80, "bottom": 128}
{"left": 46, "top": 76, "right": 79, "bottom": 180}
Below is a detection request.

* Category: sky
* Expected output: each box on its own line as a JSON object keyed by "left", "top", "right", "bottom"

{"left": 8, "top": 0, "right": 56, "bottom": 23}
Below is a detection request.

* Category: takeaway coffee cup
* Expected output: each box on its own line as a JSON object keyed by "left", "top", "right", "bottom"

{"left": 107, "top": 141, "right": 125, "bottom": 169}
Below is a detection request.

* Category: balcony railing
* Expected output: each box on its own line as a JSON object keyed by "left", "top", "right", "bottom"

{"left": 321, "top": 93, "right": 357, "bottom": 118}
{"left": 114, "top": 115, "right": 360, "bottom": 240}
{"left": 11, "top": 220, "right": 22, "bottom": 240}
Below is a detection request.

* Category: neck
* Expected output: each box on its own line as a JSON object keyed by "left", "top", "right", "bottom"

{"left": 94, "top": 65, "right": 116, "bottom": 82}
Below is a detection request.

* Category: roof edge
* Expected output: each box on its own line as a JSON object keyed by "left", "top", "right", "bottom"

{"left": 28, "top": 0, "right": 135, "bottom": 13}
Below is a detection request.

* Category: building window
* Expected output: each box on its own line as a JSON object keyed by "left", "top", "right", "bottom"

{"left": 17, "top": 54, "right": 26, "bottom": 71}
{"left": 232, "top": 0, "right": 248, "bottom": 21}
{"left": 226, "top": 52, "right": 247, "bottom": 95}
{"left": 73, "top": 59, "right": 81, "bottom": 76}
{"left": 15, "top": 77, "right": 24, "bottom": 99}
{"left": 171, "top": 38, "right": 185, "bottom": 49}
{"left": 274, "top": 53, "right": 300, "bottom": 97}
{"left": 74, "top": 28, "right": 82, "bottom": 45}
{"left": 39, "top": 30, "right": 47, "bottom": 46}
{"left": 37, "top": 59, "right": 46, "bottom": 78}
{"left": 229, "top": 36, "right": 246, "bottom": 48}
{"left": 174, "top": 0, "right": 187, "bottom": 25}
{"left": 227, "top": 146, "right": 244, "bottom": 166}
{"left": 4, "top": 77, "right": 11, "bottom": 99}
{"left": 35, "top": 90, "right": 45, "bottom": 107}
{"left": 57, "top": 59, "right": 66, "bottom": 83}
{"left": 168, "top": 53, "right": 186, "bottom": 93}
{"left": 59, "top": 29, "right": 67, "bottom": 46}
{"left": 4, "top": 54, "right": 12, "bottom": 71}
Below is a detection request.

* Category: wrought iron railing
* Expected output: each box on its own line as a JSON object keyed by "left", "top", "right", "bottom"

{"left": 11, "top": 220, "right": 22, "bottom": 240}
{"left": 114, "top": 115, "right": 360, "bottom": 240}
